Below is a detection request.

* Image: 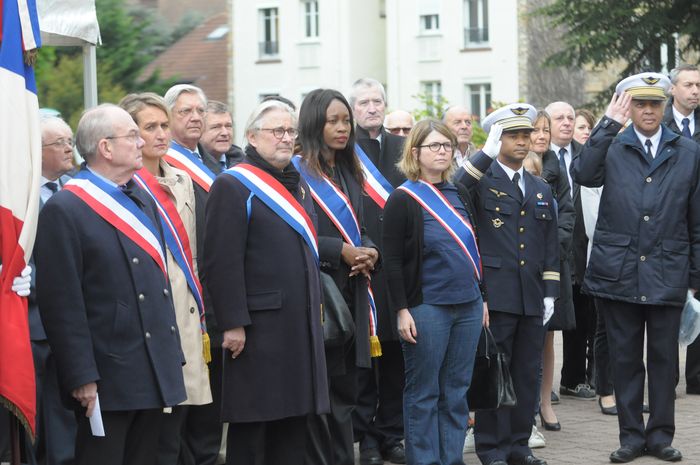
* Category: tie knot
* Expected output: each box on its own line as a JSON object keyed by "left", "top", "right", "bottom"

{"left": 683, "top": 118, "right": 690, "bottom": 127}
{"left": 45, "top": 181, "right": 58, "bottom": 193}
{"left": 558, "top": 147, "right": 567, "bottom": 160}
{"left": 645, "top": 139, "right": 652, "bottom": 148}
{"left": 512, "top": 172, "right": 521, "bottom": 183}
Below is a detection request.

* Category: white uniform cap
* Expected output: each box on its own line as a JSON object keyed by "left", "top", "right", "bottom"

{"left": 615, "top": 72, "right": 671, "bottom": 100}
{"left": 482, "top": 103, "right": 537, "bottom": 133}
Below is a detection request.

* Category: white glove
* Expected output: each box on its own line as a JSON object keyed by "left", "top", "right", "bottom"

{"left": 9, "top": 265, "right": 32, "bottom": 297}
{"left": 482, "top": 123, "right": 503, "bottom": 159}
{"left": 543, "top": 297, "right": 554, "bottom": 325}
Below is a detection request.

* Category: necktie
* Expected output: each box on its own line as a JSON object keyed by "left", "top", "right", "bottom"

{"left": 219, "top": 159, "right": 227, "bottom": 170}
{"left": 558, "top": 147, "right": 571, "bottom": 190}
{"left": 512, "top": 172, "right": 523, "bottom": 200}
{"left": 45, "top": 181, "right": 58, "bottom": 194}
{"left": 645, "top": 139, "right": 654, "bottom": 159}
{"left": 682, "top": 118, "right": 692, "bottom": 139}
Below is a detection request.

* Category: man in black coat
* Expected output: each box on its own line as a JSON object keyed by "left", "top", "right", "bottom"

{"left": 349, "top": 77, "right": 407, "bottom": 465}
{"left": 662, "top": 64, "right": 700, "bottom": 396}
{"left": 457, "top": 104, "right": 559, "bottom": 465}
{"left": 573, "top": 72, "right": 700, "bottom": 463}
{"left": 35, "top": 104, "right": 186, "bottom": 465}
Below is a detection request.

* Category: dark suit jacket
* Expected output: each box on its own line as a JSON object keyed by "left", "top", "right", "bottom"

{"left": 572, "top": 119, "right": 700, "bottom": 306}
{"left": 456, "top": 152, "right": 560, "bottom": 316}
{"left": 663, "top": 98, "right": 700, "bottom": 145}
{"left": 35, "top": 170, "right": 186, "bottom": 411}
{"left": 355, "top": 126, "right": 405, "bottom": 340}
{"left": 203, "top": 161, "right": 329, "bottom": 422}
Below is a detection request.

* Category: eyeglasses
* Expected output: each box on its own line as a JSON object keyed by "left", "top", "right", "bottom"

{"left": 175, "top": 107, "right": 207, "bottom": 118}
{"left": 42, "top": 138, "right": 74, "bottom": 148}
{"left": 259, "top": 127, "right": 298, "bottom": 139}
{"left": 106, "top": 131, "right": 141, "bottom": 144}
{"left": 387, "top": 127, "right": 412, "bottom": 136}
{"left": 418, "top": 142, "right": 453, "bottom": 152}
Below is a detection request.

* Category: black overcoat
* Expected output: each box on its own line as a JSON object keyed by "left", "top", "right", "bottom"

{"left": 35, "top": 173, "right": 187, "bottom": 411}
{"left": 355, "top": 126, "right": 405, "bottom": 340}
{"left": 203, "top": 162, "right": 330, "bottom": 423}
{"left": 572, "top": 119, "right": 700, "bottom": 305}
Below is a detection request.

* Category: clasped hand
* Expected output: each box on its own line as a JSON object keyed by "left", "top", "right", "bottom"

{"left": 341, "top": 243, "right": 378, "bottom": 277}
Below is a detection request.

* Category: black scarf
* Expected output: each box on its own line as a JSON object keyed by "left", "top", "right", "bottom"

{"left": 244, "top": 145, "right": 300, "bottom": 194}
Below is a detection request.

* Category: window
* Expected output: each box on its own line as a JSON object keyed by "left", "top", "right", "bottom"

{"left": 259, "top": 8, "right": 279, "bottom": 57}
{"left": 301, "top": 0, "right": 319, "bottom": 38}
{"left": 420, "top": 14, "right": 440, "bottom": 32}
{"left": 464, "top": 0, "right": 489, "bottom": 46}
{"left": 422, "top": 81, "right": 442, "bottom": 104}
{"left": 466, "top": 83, "right": 491, "bottom": 118}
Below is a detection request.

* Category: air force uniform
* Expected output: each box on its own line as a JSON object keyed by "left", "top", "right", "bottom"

{"left": 456, "top": 104, "right": 559, "bottom": 465}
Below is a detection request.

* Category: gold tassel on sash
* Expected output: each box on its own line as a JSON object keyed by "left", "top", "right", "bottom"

{"left": 202, "top": 332, "right": 212, "bottom": 364}
{"left": 370, "top": 335, "right": 382, "bottom": 357}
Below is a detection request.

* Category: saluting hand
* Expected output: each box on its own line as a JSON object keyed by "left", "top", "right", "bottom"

{"left": 397, "top": 308, "right": 417, "bottom": 344}
{"left": 604, "top": 92, "right": 632, "bottom": 125}
{"left": 223, "top": 327, "right": 246, "bottom": 359}
{"left": 482, "top": 123, "right": 503, "bottom": 159}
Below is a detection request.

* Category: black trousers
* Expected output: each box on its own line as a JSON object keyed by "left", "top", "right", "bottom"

{"left": 593, "top": 301, "right": 614, "bottom": 397}
{"left": 599, "top": 298, "right": 680, "bottom": 451}
{"left": 685, "top": 337, "right": 700, "bottom": 390}
{"left": 156, "top": 405, "right": 188, "bottom": 465}
{"left": 475, "top": 312, "right": 545, "bottom": 465}
{"left": 226, "top": 416, "right": 306, "bottom": 465}
{"left": 180, "top": 346, "right": 224, "bottom": 465}
{"left": 352, "top": 340, "right": 404, "bottom": 452}
{"left": 74, "top": 409, "right": 163, "bottom": 465}
{"left": 561, "top": 285, "right": 596, "bottom": 388}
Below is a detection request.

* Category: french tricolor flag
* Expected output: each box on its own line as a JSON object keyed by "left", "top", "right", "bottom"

{"left": 0, "top": 0, "right": 42, "bottom": 436}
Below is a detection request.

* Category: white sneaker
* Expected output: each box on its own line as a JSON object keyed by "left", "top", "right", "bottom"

{"left": 528, "top": 425, "right": 546, "bottom": 449}
{"left": 463, "top": 427, "right": 475, "bottom": 453}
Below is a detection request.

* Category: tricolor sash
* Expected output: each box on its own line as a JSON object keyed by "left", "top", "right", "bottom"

{"left": 133, "top": 169, "right": 206, "bottom": 334}
{"left": 292, "top": 156, "right": 382, "bottom": 357}
{"left": 223, "top": 163, "right": 319, "bottom": 263}
{"left": 164, "top": 141, "right": 216, "bottom": 192}
{"left": 63, "top": 170, "right": 167, "bottom": 276}
{"left": 398, "top": 180, "right": 482, "bottom": 281}
{"left": 355, "top": 143, "right": 394, "bottom": 209}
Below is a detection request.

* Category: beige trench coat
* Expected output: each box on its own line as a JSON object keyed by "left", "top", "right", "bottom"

{"left": 158, "top": 160, "right": 212, "bottom": 406}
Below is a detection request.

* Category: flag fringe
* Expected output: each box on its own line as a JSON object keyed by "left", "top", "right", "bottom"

{"left": 0, "top": 395, "right": 35, "bottom": 442}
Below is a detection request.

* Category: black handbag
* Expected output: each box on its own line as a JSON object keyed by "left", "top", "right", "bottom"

{"left": 467, "top": 326, "right": 517, "bottom": 410}
{"left": 320, "top": 271, "right": 355, "bottom": 347}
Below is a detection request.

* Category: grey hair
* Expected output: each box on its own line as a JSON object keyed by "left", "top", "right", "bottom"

{"left": 669, "top": 64, "right": 699, "bottom": 85}
{"left": 544, "top": 101, "right": 575, "bottom": 116}
{"left": 163, "top": 84, "right": 208, "bottom": 110}
{"left": 348, "top": 77, "right": 387, "bottom": 107}
{"left": 40, "top": 115, "right": 72, "bottom": 143}
{"left": 75, "top": 104, "right": 122, "bottom": 163}
{"left": 206, "top": 100, "right": 230, "bottom": 115}
{"left": 441, "top": 105, "right": 471, "bottom": 122}
{"left": 244, "top": 100, "right": 297, "bottom": 135}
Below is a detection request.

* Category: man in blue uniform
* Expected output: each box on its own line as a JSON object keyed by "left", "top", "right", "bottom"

{"left": 457, "top": 104, "right": 559, "bottom": 465}
{"left": 573, "top": 73, "right": 700, "bottom": 463}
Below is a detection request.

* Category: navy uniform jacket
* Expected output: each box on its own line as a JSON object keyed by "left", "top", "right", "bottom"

{"left": 572, "top": 118, "right": 700, "bottom": 306}
{"left": 355, "top": 125, "right": 405, "bottom": 340}
{"left": 456, "top": 152, "right": 560, "bottom": 316}
{"left": 35, "top": 172, "right": 187, "bottom": 411}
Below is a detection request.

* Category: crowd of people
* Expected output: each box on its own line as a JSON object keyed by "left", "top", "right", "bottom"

{"left": 1, "top": 64, "right": 700, "bottom": 465}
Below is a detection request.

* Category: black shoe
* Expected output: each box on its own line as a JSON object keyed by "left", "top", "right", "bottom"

{"left": 510, "top": 455, "right": 548, "bottom": 465}
{"left": 609, "top": 446, "right": 643, "bottom": 463}
{"left": 599, "top": 397, "right": 618, "bottom": 416}
{"left": 381, "top": 444, "right": 406, "bottom": 464}
{"left": 539, "top": 412, "right": 561, "bottom": 431}
{"left": 687, "top": 384, "right": 700, "bottom": 395}
{"left": 360, "top": 447, "right": 383, "bottom": 465}
{"left": 550, "top": 390, "right": 560, "bottom": 405}
{"left": 560, "top": 383, "right": 596, "bottom": 400}
{"left": 646, "top": 446, "right": 682, "bottom": 462}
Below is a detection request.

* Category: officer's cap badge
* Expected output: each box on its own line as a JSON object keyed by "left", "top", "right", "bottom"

{"left": 642, "top": 76, "right": 660, "bottom": 85}
{"left": 510, "top": 107, "right": 528, "bottom": 116}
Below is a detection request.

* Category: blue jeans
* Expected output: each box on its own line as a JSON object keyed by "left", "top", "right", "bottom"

{"left": 401, "top": 299, "right": 483, "bottom": 465}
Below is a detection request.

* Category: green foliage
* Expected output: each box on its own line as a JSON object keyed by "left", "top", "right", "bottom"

{"left": 35, "top": 0, "right": 185, "bottom": 125}
{"left": 471, "top": 121, "right": 487, "bottom": 148}
{"left": 536, "top": 0, "right": 700, "bottom": 109}
{"left": 411, "top": 93, "right": 451, "bottom": 121}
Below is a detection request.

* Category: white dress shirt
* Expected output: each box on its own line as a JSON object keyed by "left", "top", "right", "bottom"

{"left": 672, "top": 105, "right": 695, "bottom": 136}
{"left": 496, "top": 160, "right": 525, "bottom": 196}
{"left": 634, "top": 126, "right": 662, "bottom": 158}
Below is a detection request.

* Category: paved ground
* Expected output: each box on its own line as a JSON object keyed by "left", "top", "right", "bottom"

{"left": 357, "top": 332, "right": 700, "bottom": 464}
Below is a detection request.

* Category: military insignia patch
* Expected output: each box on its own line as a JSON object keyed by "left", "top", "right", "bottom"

{"left": 537, "top": 192, "right": 543, "bottom": 199}
{"left": 492, "top": 218, "right": 503, "bottom": 228}
{"left": 642, "top": 76, "right": 660, "bottom": 85}
{"left": 489, "top": 188, "right": 508, "bottom": 198}
{"left": 510, "top": 107, "right": 528, "bottom": 116}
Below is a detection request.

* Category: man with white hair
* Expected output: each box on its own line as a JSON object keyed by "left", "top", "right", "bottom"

{"left": 443, "top": 105, "right": 476, "bottom": 164}
{"left": 35, "top": 104, "right": 186, "bottom": 465}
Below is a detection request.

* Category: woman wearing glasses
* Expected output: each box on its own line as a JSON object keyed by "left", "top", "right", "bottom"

{"left": 295, "top": 88, "right": 379, "bottom": 465}
{"left": 203, "top": 99, "right": 329, "bottom": 465}
{"left": 382, "top": 119, "right": 487, "bottom": 465}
